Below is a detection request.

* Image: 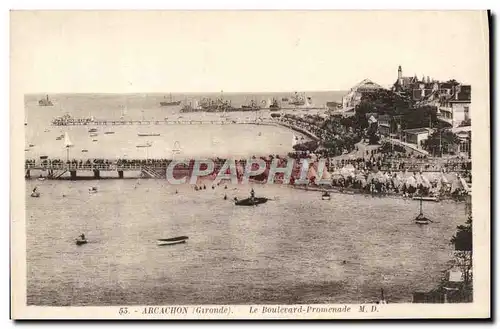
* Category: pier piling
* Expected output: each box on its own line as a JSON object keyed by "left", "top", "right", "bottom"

{"left": 118, "top": 170, "right": 124, "bottom": 179}
{"left": 70, "top": 170, "right": 77, "bottom": 180}
{"left": 93, "top": 170, "right": 100, "bottom": 179}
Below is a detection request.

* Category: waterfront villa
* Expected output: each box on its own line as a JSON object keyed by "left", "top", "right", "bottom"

{"left": 437, "top": 84, "right": 471, "bottom": 128}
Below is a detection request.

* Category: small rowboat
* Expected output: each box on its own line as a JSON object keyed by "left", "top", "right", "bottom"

{"left": 415, "top": 216, "right": 431, "bottom": 225}
{"left": 31, "top": 192, "right": 40, "bottom": 198}
{"left": 75, "top": 239, "right": 87, "bottom": 245}
{"left": 234, "top": 197, "right": 268, "bottom": 206}
{"left": 412, "top": 196, "right": 440, "bottom": 202}
{"left": 321, "top": 192, "right": 331, "bottom": 200}
{"left": 157, "top": 236, "right": 189, "bottom": 246}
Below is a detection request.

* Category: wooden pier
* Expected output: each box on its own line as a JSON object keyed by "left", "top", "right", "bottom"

{"left": 52, "top": 119, "right": 264, "bottom": 126}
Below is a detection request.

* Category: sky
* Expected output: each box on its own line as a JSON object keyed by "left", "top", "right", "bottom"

{"left": 10, "top": 10, "right": 489, "bottom": 93}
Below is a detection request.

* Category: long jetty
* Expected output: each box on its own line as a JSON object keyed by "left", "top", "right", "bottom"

{"left": 51, "top": 118, "right": 322, "bottom": 141}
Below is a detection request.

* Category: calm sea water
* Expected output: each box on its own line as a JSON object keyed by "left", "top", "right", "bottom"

{"left": 26, "top": 180, "right": 466, "bottom": 306}
{"left": 24, "top": 92, "right": 343, "bottom": 160}
{"left": 25, "top": 93, "right": 466, "bottom": 305}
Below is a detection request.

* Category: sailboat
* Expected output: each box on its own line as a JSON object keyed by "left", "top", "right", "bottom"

{"left": 120, "top": 107, "right": 127, "bottom": 120}
{"left": 38, "top": 94, "right": 54, "bottom": 106}
{"left": 30, "top": 187, "right": 40, "bottom": 198}
{"left": 414, "top": 198, "right": 432, "bottom": 225}
{"left": 64, "top": 132, "right": 74, "bottom": 161}
{"left": 160, "top": 93, "right": 181, "bottom": 106}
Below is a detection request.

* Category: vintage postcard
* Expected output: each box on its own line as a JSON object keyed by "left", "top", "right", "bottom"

{"left": 10, "top": 10, "right": 490, "bottom": 319}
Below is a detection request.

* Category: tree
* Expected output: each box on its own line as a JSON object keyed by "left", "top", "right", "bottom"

{"left": 368, "top": 133, "right": 380, "bottom": 145}
{"left": 293, "top": 140, "right": 319, "bottom": 152}
{"left": 449, "top": 197, "right": 472, "bottom": 294}
{"left": 422, "top": 129, "right": 460, "bottom": 156}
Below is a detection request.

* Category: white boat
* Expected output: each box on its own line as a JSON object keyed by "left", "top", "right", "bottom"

{"left": 90, "top": 133, "right": 98, "bottom": 137}
{"left": 138, "top": 133, "right": 160, "bottom": 137}
{"left": 137, "top": 142, "right": 152, "bottom": 148}
{"left": 321, "top": 191, "right": 331, "bottom": 200}
{"left": 89, "top": 187, "right": 98, "bottom": 194}
{"left": 37, "top": 177, "right": 46, "bottom": 181}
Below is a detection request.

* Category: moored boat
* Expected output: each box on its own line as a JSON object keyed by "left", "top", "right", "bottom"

{"left": 157, "top": 236, "right": 189, "bottom": 246}
{"left": 136, "top": 142, "right": 152, "bottom": 148}
{"left": 235, "top": 197, "right": 268, "bottom": 206}
{"left": 160, "top": 94, "right": 181, "bottom": 107}
{"left": 138, "top": 133, "right": 160, "bottom": 137}
{"left": 234, "top": 189, "right": 268, "bottom": 206}
{"left": 414, "top": 199, "right": 432, "bottom": 225}
{"left": 38, "top": 94, "right": 54, "bottom": 106}
{"left": 321, "top": 191, "right": 331, "bottom": 200}
{"left": 31, "top": 187, "right": 40, "bottom": 197}
{"left": 412, "top": 196, "right": 440, "bottom": 202}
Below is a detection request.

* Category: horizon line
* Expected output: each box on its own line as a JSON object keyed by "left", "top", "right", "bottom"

{"left": 23, "top": 89, "right": 351, "bottom": 95}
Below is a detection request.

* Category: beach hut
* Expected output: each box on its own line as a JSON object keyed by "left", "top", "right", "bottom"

{"left": 405, "top": 175, "right": 417, "bottom": 188}
{"left": 420, "top": 174, "right": 431, "bottom": 188}
{"left": 306, "top": 165, "right": 318, "bottom": 184}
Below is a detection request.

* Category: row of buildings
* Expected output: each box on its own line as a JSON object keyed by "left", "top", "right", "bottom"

{"left": 331, "top": 65, "right": 471, "bottom": 157}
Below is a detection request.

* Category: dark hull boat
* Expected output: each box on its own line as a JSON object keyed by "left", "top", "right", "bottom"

{"left": 39, "top": 95, "right": 54, "bottom": 106}
{"left": 160, "top": 101, "right": 181, "bottom": 106}
{"left": 414, "top": 199, "right": 432, "bottom": 225}
{"left": 75, "top": 239, "right": 87, "bottom": 245}
{"left": 160, "top": 94, "right": 181, "bottom": 106}
{"left": 412, "top": 196, "right": 440, "bottom": 202}
{"left": 157, "top": 235, "right": 189, "bottom": 246}
{"left": 415, "top": 215, "right": 431, "bottom": 225}
{"left": 234, "top": 197, "right": 268, "bottom": 206}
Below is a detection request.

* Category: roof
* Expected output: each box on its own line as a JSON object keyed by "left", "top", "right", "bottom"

{"left": 403, "top": 127, "right": 432, "bottom": 135}
{"left": 349, "top": 79, "right": 384, "bottom": 92}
